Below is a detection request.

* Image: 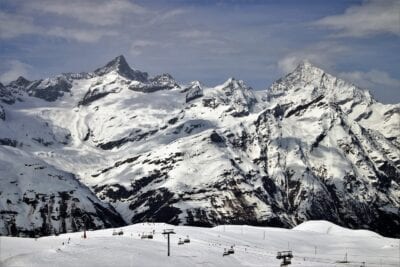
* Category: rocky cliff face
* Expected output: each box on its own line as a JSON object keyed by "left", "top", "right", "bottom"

{"left": 0, "top": 56, "right": 399, "bottom": 237}
{"left": 0, "top": 146, "right": 125, "bottom": 237}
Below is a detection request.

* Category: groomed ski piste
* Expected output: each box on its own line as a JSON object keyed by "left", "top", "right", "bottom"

{"left": 1, "top": 221, "right": 399, "bottom": 267}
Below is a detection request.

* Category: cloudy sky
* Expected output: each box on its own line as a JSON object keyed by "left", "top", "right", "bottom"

{"left": 0, "top": 0, "right": 399, "bottom": 103}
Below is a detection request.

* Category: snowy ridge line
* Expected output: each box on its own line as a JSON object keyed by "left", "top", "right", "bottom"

{"left": 0, "top": 55, "right": 399, "bottom": 238}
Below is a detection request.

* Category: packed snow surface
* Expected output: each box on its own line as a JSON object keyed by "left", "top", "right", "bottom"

{"left": 1, "top": 221, "right": 399, "bottom": 267}
{"left": 292, "top": 220, "right": 382, "bottom": 238}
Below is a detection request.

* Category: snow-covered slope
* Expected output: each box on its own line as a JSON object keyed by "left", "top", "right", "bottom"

{"left": 0, "top": 56, "right": 399, "bottom": 238}
{"left": 1, "top": 221, "right": 398, "bottom": 267}
{"left": 292, "top": 220, "right": 382, "bottom": 238}
{"left": 0, "top": 146, "right": 125, "bottom": 237}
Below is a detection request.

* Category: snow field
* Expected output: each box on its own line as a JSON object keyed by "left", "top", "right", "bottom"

{"left": 1, "top": 221, "right": 399, "bottom": 267}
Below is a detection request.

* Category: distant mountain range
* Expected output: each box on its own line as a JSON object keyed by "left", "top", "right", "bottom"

{"left": 0, "top": 55, "right": 399, "bottom": 237}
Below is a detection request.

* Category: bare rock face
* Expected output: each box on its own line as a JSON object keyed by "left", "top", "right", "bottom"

{"left": 94, "top": 55, "right": 148, "bottom": 82}
{"left": 0, "top": 83, "right": 16, "bottom": 104}
{"left": 184, "top": 81, "right": 203, "bottom": 103}
{"left": 0, "top": 56, "right": 399, "bottom": 238}
{"left": 128, "top": 73, "right": 180, "bottom": 93}
{"left": 0, "top": 147, "right": 125, "bottom": 237}
{"left": 0, "top": 104, "right": 5, "bottom": 120}
{"left": 27, "top": 76, "right": 72, "bottom": 102}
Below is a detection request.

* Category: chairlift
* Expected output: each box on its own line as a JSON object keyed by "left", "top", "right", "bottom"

{"left": 222, "top": 248, "right": 230, "bottom": 257}
{"left": 277, "top": 251, "right": 293, "bottom": 266}
{"left": 178, "top": 238, "right": 185, "bottom": 245}
{"left": 183, "top": 235, "right": 190, "bottom": 243}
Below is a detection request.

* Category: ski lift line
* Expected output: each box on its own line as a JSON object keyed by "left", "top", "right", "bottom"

{"left": 153, "top": 229, "right": 395, "bottom": 267}
{"left": 214, "top": 244, "right": 396, "bottom": 267}
{"left": 112, "top": 228, "right": 395, "bottom": 265}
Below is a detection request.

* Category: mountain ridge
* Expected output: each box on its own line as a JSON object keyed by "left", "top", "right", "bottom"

{"left": 0, "top": 56, "right": 399, "bottom": 238}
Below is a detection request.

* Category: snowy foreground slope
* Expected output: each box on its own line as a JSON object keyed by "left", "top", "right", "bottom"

{"left": 0, "top": 55, "right": 399, "bottom": 238}
{"left": 1, "top": 221, "right": 399, "bottom": 267}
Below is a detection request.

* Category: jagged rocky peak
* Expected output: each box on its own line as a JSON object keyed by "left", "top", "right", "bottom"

{"left": 219, "top": 77, "right": 255, "bottom": 98}
{"left": 8, "top": 76, "right": 31, "bottom": 88}
{"left": 271, "top": 60, "right": 332, "bottom": 93}
{"left": 214, "top": 77, "right": 257, "bottom": 116}
{"left": 128, "top": 72, "right": 180, "bottom": 93}
{"left": 190, "top": 80, "right": 202, "bottom": 88}
{"left": 292, "top": 60, "right": 325, "bottom": 81}
{"left": 24, "top": 75, "right": 72, "bottom": 102}
{"left": 185, "top": 80, "right": 203, "bottom": 103}
{"left": 62, "top": 72, "right": 94, "bottom": 80}
{"left": 269, "top": 60, "right": 373, "bottom": 105}
{"left": 149, "top": 73, "right": 180, "bottom": 89}
{"left": 94, "top": 55, "right": 148, "bottom": 82}
{"left": 221, "top": 77, "right": 250, "bottom": 90}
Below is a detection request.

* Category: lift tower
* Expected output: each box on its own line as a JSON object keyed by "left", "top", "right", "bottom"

{"left": 162, "top": 229, "right": 176, "bottom": 256}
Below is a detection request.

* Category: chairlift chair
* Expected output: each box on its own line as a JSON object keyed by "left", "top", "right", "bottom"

{"left": 277, "top": 251, "right": 293, "bottom": 267}
{"left": 184, "top": 235, "right": 190, "bottom": 243}
{"left": 223, "top": 248, "right": 230, "bottom": 257}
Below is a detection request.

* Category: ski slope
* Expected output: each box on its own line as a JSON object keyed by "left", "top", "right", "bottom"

{"left": 1, "top": 221, "right": 398, "bottom": 267}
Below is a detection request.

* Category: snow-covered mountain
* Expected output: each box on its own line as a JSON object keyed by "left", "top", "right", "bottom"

{"left": 0, "top": 56, "right": 399, "bottom": 237}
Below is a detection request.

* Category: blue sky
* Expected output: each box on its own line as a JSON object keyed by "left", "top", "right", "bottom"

{"left": 0, "top": 0, "right": 399, "bottom": 103}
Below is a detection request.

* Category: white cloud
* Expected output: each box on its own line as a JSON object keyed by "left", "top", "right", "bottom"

{"left": 277, "top": 56, "right": 302, "bottom": 73}
{"left": 147, "top": 9, "right": 186, "bottom": 25}
{"left": 277, "top": 42, "right": 349, "bottom": 73}
{"left": 177, "top": 29, "right": 228, "bottom": 49}
{"left": 0, "top": 1, "right": 183, "bottom": 43}
{"left": 178, "top": 30, "right": 212, "bottom": 39}
{"left": 25, "top": 0, "right": 147, "bottom": 26}
{"left": 338, "top": 69, "right": 400, "bottom": 89}
{"left": 130, "top": 40, "right": 157, "bottom": 56}
{"left": 315, "top": 0, "right": 400, "bottom": 37}
{"left": 47, "top": 27, "right": 117, "bottom": 43}
{"left": 0, "top": 60, "right": 32, "bottom": 84}
{"left": 0, "top": 11, "right": 117, "bottom": 42}
{"left": 0, "top": 11, "right": 40, "bottom": 39}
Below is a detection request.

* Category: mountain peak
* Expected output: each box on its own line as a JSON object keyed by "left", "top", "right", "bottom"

{"left": 7, "top": 76, "right": 31, "bottom": 89}
{"left": 13, "top": 76, "right": 31, "bottom": 86}
{"left": 269, "top": 59, "right": 375, "bottom": 106}
{"left": 296, "top": 59, "right": 314, "bottom": 68}
{"left": 109, "top": 55, "right": 130, "bottom": 70}
{"left": 94, "top": 55, "right": 148, "bottom": 82}
{"left": 293, "top": 60, "right": 325, "bottom": 75}
{"left": 221, "top": 77, "right": 253, "bottom": 91}
{"left": 222, "top": 77, "right": 239, "bottom": 87}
